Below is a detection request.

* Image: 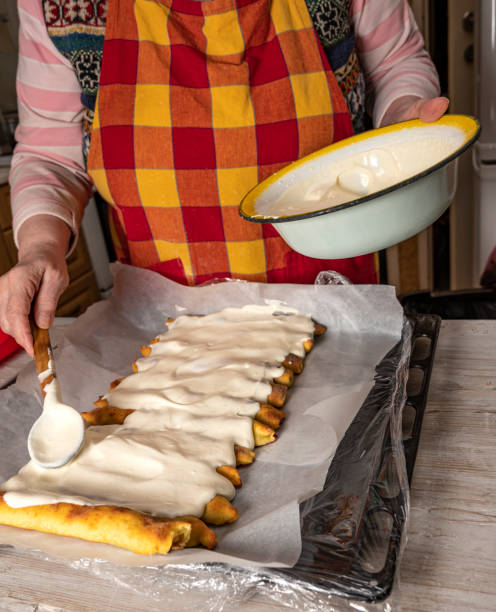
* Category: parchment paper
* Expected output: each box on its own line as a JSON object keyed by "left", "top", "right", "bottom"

{"left": 0, "top": 264, "right": 403, "bottom": 568}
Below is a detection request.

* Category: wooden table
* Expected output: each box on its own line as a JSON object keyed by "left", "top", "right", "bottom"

{"left": 0, "top": 320, "right": 495, "bottom": 611}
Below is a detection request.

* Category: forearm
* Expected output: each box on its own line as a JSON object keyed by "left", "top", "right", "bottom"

{"left": 351, "top": 0, "right": 441, "bottom": 127}
{"left": 10, "top": 159, "right": 92, "bottom": 253}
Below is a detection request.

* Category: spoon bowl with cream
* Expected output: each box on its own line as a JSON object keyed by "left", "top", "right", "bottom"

{"left": 240, "top": 115, "right": 480, "bottom": 260}
{"left": 28, "top": 321, "right": 85, "bottom": 469}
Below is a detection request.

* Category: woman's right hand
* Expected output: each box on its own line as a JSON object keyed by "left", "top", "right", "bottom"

{"left": 0, "top": 215, "right": 71, "bottom": 357}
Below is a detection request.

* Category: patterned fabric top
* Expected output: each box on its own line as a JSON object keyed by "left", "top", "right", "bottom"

{"left": 43, "top": 0, "right": 107, "bottom": 159}
{"left": 43, "top": 0, "right": 105, "bottom": 109}
{"left": 42, "top": 0, "right": 366, "bottom": 157}
{"left": 307, "top": 0, "right": 368, "bottom": 132}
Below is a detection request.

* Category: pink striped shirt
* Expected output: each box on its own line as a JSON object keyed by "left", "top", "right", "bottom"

{"left": 10, "top": 0, "right": 440, "bottom": 248}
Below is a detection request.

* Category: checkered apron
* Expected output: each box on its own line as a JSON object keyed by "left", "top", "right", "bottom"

{"left": 87, "top": 0, "right": 376, "bottom": 285}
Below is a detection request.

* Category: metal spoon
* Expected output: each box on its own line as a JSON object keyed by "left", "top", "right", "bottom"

{"left": 27, "top": 319, "right": 85, "bottom": 469}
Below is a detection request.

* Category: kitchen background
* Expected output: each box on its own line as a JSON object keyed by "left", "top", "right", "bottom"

{"left": 0, "top": 0, "right": 490, "bottom": 318}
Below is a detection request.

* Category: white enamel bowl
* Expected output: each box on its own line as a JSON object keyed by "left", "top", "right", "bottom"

{"left": 239, "top": 115, "right": 480, "bottom": 259}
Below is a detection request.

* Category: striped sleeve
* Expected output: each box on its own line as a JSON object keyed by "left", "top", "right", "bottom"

{"left": 10, "top": 0, "right": 93, "bottom": 250}
{"left": 350, "top": 0, "right": 441, "bottom": 127}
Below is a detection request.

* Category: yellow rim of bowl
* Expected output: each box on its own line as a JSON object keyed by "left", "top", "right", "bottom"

{"left": 239, "top": 114, "right": 480, "bottom": 222}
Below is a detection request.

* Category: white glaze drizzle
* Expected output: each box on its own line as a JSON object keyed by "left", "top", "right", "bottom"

{"left": 2, "top": 305, "right": 314, "bottom": 518}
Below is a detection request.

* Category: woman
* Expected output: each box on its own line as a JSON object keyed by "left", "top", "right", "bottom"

{"left": 0, "top": 0, "right": 448, "bottom": 355}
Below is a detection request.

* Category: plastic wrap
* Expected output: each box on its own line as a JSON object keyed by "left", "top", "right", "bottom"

{"left": 0, "top": 269, "right": 430, "bottom": 611}
{"left": 66, "top": 318, "right": 412, "bottom": 611}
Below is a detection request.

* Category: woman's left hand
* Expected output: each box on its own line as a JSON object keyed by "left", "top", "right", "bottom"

{"left": 380, "top": 96, "right": 450, "bottom": 127}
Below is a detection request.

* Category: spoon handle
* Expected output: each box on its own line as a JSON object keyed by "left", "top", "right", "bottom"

{"left": 29, "top": 317, "right": 55, "bottom": 398}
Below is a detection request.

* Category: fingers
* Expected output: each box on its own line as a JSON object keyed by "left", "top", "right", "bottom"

{"left": 0, "top": 258, "right": 69, "bottom": 357}
{"left": 33, "top": 265, "right": 69, "bottom": 329}
{"left": 380, "top": 95, "right": 450, "bottom": 127}
{"left": 0, "top": 268, "right": 40, "bottom": 357}
{"left": 405, "top": 96, "right": 450, "bottom": 122}
{"left": 7, "top": 313, "right": 33, "bottom": 358}
{"left": 13, "top": 320, "right": 34, "bottom": 358}
{"left": 417, "top": 97, "right": 450, "bottom": 123}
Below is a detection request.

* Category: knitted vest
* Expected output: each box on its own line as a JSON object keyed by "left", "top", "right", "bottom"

{"left": 42, "top": 0, "right": 368, "bottom": 163}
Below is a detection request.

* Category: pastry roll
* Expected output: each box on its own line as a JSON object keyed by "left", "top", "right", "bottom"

{"left": 0, "top": 305, "right": 325, "bottom": 554}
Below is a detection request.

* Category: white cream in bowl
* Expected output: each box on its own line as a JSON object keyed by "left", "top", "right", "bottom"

{"left": 256, "top": 125, "right": 466, "bottom": 218}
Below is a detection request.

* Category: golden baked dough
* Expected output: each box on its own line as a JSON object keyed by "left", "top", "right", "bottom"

{"left": 0, "top": 309, "right": 326, "bottom": 555}
{"left": 0, "top": 494, "right": 212, "bottom": 555}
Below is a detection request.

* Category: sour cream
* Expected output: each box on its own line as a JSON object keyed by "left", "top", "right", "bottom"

{"left": 27, "top": 379, "right": 85, "bottom": 468}
{"left": 3, "top": 305, "right": 315, "bottom": 518}
{"left": 258, "top": 127, "right": 465, "bottom": 218}
{"left": 27, "top": 364, "right": 85, "bottom": 470}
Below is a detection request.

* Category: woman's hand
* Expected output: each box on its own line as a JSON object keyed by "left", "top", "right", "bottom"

{"left": 380, "top": 96, "right": 450, "bottom": 127}
{"left": 0, "top": 215, "right": 71, "bottom": 357}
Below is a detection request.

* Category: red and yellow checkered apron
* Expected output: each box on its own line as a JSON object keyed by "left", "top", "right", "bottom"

{"left": 87, "top": 0, "right": 376, "bottom": 285}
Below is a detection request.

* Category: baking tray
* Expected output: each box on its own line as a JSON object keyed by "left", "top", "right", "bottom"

{"left": 256, "top": 313, "right": 441, "bottom": 603}
{"left": 0, "top": 313, "right": 439, "bottom": 607}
